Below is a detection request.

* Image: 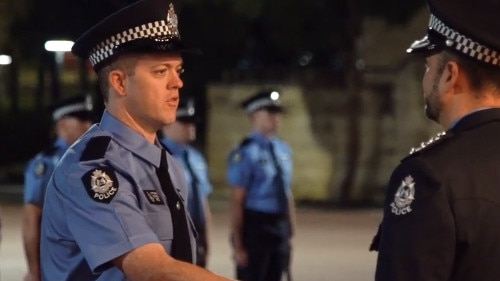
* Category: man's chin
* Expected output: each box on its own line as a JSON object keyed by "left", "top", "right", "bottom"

{"left": 424, "top": 106, "right": 439, "bottom": 123}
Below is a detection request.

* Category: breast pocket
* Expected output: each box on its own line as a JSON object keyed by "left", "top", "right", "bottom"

{"left": 148, "top": 211, "right": 174, "bottom": 251}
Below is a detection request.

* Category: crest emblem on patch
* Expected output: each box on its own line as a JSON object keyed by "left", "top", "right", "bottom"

{"left": 231, "top": 151, "right": 242, "bottom": 163}
{"left": 82, "top": 168, "right": 119, "bottom": 203}
{"left": 390, "top": 175, "right": 415, "bottom": 215}
{"left": 34, "top": 161, "right": 46, "bottom": 177}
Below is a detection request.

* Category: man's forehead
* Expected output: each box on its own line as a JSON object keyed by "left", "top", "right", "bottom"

{"left": 134, "top": 53, "right": 183, "bottom": 65}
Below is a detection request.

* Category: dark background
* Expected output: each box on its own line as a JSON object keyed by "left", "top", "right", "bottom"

{"left": 0, "top": 0, "right": 425, "bottom": 203}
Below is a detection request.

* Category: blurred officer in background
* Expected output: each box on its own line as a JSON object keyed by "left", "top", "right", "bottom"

{"left": 227, "top": 90, "right": 296, "bottom": 281}
{"left": 39, "top": 0, "right": 234, "bottom": 280}
{"left": 159, "top": 96, "right": 213, "bottom": 268}
{"left": 373, "top": 0, "right": 500, "bottom": 280}
{"left": 23, "top": 94, "right": 93, "bottom": 281}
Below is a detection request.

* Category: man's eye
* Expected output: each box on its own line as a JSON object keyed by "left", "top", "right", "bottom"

{"left": 177, "top": 68, "right": 185, "bottom": 75}
{"left": 155, "top": 69, "right": 167, "bottom": 74}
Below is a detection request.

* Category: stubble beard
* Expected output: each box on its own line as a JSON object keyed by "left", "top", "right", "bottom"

{"left": 424, "top": 73, "right": 443, "bottom": 124}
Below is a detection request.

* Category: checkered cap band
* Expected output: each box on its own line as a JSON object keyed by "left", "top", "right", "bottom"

{"left": 245, "top": 99, "right": 281, "bottom": 113}
{"left": 429, "top": 14, "right": 500, "bottom": 66}
{"left": 88, "top": 20, "right": 179, "bottom": 66}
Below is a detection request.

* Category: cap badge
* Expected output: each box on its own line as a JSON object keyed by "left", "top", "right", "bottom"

{"left": 391, "top": 175, "right": 415, "bottom": 215}
{"left": 166, "top": 3, "right": 179, "bottom": 37}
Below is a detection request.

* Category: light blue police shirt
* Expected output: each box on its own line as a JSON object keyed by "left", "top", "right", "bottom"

{"left": 226, "top": 131, "right": 292, "bottom": 214}
{"left": 24, "top": 137, "right": 69, "bottom": 206}
{"left": 40, "top": 111, "right": 195, "bottom": 281}
{"left": 160, "top": 137, "right": 212, "bottom": 227}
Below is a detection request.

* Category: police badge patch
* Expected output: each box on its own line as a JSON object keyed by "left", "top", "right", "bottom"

{"left": 34, "top": 161, "right": 46, "bottom": 177}
{"left": 390, "top": 175, "right": 415, "bottom": 215}
{"left": 82, "top": 167, "right": 119, "bottom": 203}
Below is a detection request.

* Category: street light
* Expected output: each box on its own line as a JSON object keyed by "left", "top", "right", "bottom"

{"left": 44, "top": 40, "right": 74, "bottom": 100}
{"left": 0, "top": 54, "right": 12, "bottom": 65}
{"left": 44, "top": 40, "right": 74, "bottom": 64}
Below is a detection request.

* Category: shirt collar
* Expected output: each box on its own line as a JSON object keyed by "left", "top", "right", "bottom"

{"left": 54, "top": 137, "right": 70, "bottom": 150}
{"left": 249, "top": 131, "right": 276, "bottom": 147}
{"left": 99, "top": 110, "right": 162, "bottom": 168}
{"left": 160, "top": 137, "right": 187, "bottom": 156}
{"left": 448, "top": 107, "right": 494, "bottom": 130}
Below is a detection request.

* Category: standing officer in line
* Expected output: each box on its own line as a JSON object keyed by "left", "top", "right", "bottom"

{"left": 159, "top": 96, "right": 213, "bottom": 268}
{"left": 373, "top": 0, "right": 500, "bottom": 280}
{"left": 39, "top": 0, "right": 235, "bottom": 280}
{"left": 227, "top": 90, "right": 296, "bottom": 281}
{"left": 23, "top": 94, "right": 94, "bottom": 281}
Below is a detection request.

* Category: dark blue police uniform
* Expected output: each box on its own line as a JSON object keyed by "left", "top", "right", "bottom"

{"left": 40, "top": 111, "right": 196, "bottom": 280}
{"left": 372, "top": 0, "right": 500, "bottom": 280}
{"left": 227, "top": 90, "right": 293, "bottom": 281}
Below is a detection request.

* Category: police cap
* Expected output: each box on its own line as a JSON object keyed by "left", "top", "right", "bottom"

{"left": 407, "top": 0, "right": 500, "bottom": 66}
{"left": 49, "top": 94, "right": 94, "bottom": 122}
{"left": 176, "top": 96, "right": 196, "bottom": 123}
{"left": 241, "top": 90, "right": 284, "bottom": 114}
{"left": 72, "top": 0, "right": 197, "bottom": 72}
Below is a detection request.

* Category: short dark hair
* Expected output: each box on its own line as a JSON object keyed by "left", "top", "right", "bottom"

{"left": 97, "top": 55, "right": 137, "bottom": 103}
{"left": 440, "top": 50, "right": 500, "bottom": 97}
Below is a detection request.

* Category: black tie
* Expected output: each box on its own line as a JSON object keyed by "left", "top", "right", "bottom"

{"left": 268, "top": 142, "right": 289, "bottom": 215}
{"left": 182, "top": 149, "right": 204, "bottom": 233}
{"left": 156, "top": 149, "right": 193, "bottom": 263}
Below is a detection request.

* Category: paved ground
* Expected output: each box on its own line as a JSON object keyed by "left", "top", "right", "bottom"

{"left": 0, "top": 197, "right": 382, "bottom": 281}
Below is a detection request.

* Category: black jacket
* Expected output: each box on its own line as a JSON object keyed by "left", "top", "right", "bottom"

{"left": 374, "top": 108, "right": 500, "bottom": 281}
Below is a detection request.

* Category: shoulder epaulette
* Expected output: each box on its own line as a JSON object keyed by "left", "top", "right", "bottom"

{"left": 80, "top": 136, "right": 112, "bottom": 161}
{"left": 42, "top": 144, "right": 58, "bottom": 156}
{"left": 239, "top": 137, "right": 253, "bottom": 147}
{"left": 161, "top": 144, "right": 173, "bottom": 155}
{"left": 407, "top": 131, "right": 452, "bottom": 157}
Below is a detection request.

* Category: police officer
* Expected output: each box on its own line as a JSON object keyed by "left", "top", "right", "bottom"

{"left": 159, "top": 96, "right": 213, "bottom": 268}
{"left": 39, "top": 0, "right": 235, "bottom": 280}
{"left": 23, "top": 94, "right": 93, "bottom": 281}
{"left": 373, "top": 0, "right": 500, "bottom": 280}
{"left": 227, "top": 90, "right": 296, "bottom": 281}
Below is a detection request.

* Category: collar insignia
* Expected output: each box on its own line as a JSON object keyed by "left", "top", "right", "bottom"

{"left": 390, "top": 175, "right": 415, "bottom": 215}
{"left": 409, "top": 131, "right": 446, "bottom": 154}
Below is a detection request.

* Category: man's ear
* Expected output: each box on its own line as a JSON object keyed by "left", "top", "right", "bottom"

{"left": 108, "top": 69, "right": 127, "bottom": 97}
{"left": 442, "top": 60, "right": 461, "bottom": 94}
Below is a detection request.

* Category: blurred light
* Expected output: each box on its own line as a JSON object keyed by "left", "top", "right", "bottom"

{"left": 298, "top": 51, "right": 313, "bottom": 67}
{"left": 356, "top": 59, "right": 366, "bottom": 70}
{"left": 270, "top": 91, "right": 280, "bottom": 100}
{"left": 44, "top": 40, "right": 74, "bottom": 52}
{"left": 0, "top": 55, "right": 12, "bottom": 65}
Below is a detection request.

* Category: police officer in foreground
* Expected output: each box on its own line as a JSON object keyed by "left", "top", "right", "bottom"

{"left": 159, "top": 97, "right": 213, "bottom": 268}
{"left": 23, "top": 94, "right": 93, "bottom": 281}
{"left": 373, "top": 0, "right": 500, "bottom": 280}
{"left": 39, "top": 0, "right": 235, "bottom": 280}
{"left": 227, "top": 90, "right": 296, "bottom": 281}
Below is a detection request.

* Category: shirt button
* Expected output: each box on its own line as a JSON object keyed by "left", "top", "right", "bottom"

{"left": 176, "top": 201, "right": 181, "bottom": 210}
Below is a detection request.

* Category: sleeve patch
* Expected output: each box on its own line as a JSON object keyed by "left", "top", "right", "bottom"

{"left": 34, "top": 161, "right": 46, "bottom": 177}
{"left": 390, "top": 175, "right": 416, "bottom": 216}
{"left": 81, "top": 167, "right": 119, "bottom": 203}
